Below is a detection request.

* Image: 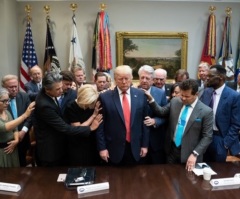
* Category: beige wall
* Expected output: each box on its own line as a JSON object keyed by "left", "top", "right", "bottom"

{"left": 1, "top": 1, "right": 240, "bottom": 81}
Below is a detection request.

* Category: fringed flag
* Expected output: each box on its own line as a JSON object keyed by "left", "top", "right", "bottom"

{"left": 92, "top": 11, "right": 112, "bottom": 72}
{"left": 69, "top": 13, "right": 85, "bottom": 72}
{"left": 235, "top": 27, "right": 240, "bottom": 81}
{"left": 200, "top": 12, "right": 216, "bottom": 65}
{"left": 20, "top": 21, "right": 38, "bottom": 91}
{"left": 218, "top": 15, "right": 235, "bottom": 81}
{"left": 44, "top": 18, "right": 61, "bottom": 74}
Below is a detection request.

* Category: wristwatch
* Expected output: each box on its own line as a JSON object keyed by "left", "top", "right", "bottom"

{"left": 192, "top": 151, "right": 198, "bottom": 157}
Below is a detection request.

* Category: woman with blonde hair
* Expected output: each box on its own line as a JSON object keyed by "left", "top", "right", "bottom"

{"left": 64, "top": 84, "right": 102, "bottom": 166}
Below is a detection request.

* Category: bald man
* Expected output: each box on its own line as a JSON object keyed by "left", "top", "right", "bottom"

{"left": 24, "top": 65, "right": 43, "bottom": 101}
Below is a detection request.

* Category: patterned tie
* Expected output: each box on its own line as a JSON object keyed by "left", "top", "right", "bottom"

{"left": 122, "top": 92, "right": 131, "bottom": 142}
{"left": 174, "top": 105, "right": 190, "bottom": 147}
{"left": 10, "top": 98, "right": 18, "bottom": 119}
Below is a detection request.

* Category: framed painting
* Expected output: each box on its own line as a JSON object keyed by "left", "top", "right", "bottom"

{"left": 116, "top": 31, "right": 188, "bottom": 80}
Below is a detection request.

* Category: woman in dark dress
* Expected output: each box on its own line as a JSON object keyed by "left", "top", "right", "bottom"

{"left": 64, "top": 85, "right": 101, "bottom": 166}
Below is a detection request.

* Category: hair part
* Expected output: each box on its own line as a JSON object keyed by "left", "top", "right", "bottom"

{"left": 94, "top": 72, "right": 107, "bottom": 81}
{"left": 114, "top": 65, "right": 133, "bottom": 79}
{"left": 0, "top": 88, "right": 9, "bottom": 99}
{"left": 60, "top": 70, "right": 74, "bottom": 82}
{"left": 76, "top": 85, "right": 99, "bottom": 109}
{"left": 138, "top": 65, "right": 154, "bottom": 78}
{"left": 179, "top": 79, "right": 199, "bottom": 95}
{"left": 42, "top": 72, "right": 62, "bottom": 90}
{"left": 1, "top": 75, "right": 18, "bottom": 87}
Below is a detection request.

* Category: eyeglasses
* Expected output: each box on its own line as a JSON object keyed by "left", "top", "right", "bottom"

{"left": 0, "top": 99, "right": 10, "bottom": 104}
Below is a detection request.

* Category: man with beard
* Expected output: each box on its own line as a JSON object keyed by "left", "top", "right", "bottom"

{"left": 200, "top": 65, "right": 240, "bottom": 162}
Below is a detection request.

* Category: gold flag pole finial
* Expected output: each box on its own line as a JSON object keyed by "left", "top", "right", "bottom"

{"left": 70, "top": 3, "right": 78, "bottom": 13}
{"left": 225, "top": 7, "right": 232, "bottom": 17}
{"left": 209, "top": 6, "right": 216, "bottom": 15}
{"left": 44, "top": 5, "right": 51, "bottom": 20}
{"left": 25, "top": 4, "right": 32, "bottom": 22}
{"left": 100, "top": 3, "right": 106, "bottom": 11}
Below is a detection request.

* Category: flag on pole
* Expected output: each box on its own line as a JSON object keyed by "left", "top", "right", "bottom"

{"left": 217, "top": 15, "right": 235, "bottom": 81}
{"left": 68, "top": 14, "right": 85, "bottom": 72}
{"left": 92, "top": 10, "right": 112, "bottom": 72}
{"left": 200, "top": 12, "right": 216, "bottom": 65}
{"left": 20, "top": 21, "right": 38, "bottom": 91}
{"left": 44, "top": 18, "right": 61, "bottom": 74}
{"left": 235, "top": 27, "right": 240, "bottom": 81}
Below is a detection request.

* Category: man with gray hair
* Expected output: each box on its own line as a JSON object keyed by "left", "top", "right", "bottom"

{"left": 2, "top": 74, "right": 31, "bottom": 167}
{"left": 138, "top": 65, "right": 168, "bottom": 164}
{"left": 34, "top": 71, "right": 102, "bottom": 166}
{"left": 197, "top": 62, "right": 210, "bottom": 88}
{"left": 153, "top": 68, "right": 172, "bottom": 100}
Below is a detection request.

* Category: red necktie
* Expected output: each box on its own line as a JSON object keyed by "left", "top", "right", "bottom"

{"left": 122, "top": 92, "right": 131, "bottom": 142}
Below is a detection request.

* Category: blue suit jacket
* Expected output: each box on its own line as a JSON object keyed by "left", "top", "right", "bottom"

{"left": 149, "top": 86, "right": 167, "bottom": 151}
{"left": 200, "top": 86, "right": 240, "bottom": 155}
{"left": 60, "top": 89, "right": 77, "bottom": 114}
{"left": 24, "top": 80, "right": 40, "bottom": 101}
{"left": 96, "top": 87, "right": 150, "bottom": 164}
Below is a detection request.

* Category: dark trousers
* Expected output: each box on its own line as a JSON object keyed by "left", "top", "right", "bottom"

{"left": 167, "top": 142, "right": 181, "bottom": 164}
{"left": 109, "top": 141, "right": 139, "bottom": 166}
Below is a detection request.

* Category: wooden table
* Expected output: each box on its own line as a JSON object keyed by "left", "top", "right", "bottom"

{"left": 0, "top": 162, "right": 240, "bottom": 199}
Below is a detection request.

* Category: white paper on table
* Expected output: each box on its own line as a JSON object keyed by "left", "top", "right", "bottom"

{"left": 192, "top": 163, "right": 217, "bottom": 176}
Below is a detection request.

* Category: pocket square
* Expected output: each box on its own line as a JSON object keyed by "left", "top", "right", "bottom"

{"left": 195, "top": 118, "right": 202, "bottom": 122}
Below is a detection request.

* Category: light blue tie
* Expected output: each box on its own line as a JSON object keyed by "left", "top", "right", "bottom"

{"left": 174, "top": 105, "right": 190, "bottom": 147}
{"left": 10, "top": 98, "right": 18, "bottom": 119}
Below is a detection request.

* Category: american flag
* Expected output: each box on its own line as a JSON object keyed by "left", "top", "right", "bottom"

{"left": 20, "top": 21, "right": 38, "bottom": 91}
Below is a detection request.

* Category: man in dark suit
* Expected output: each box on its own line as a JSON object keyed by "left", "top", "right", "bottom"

{"left": 59, "top": 70, "right": 77, "bottom": 114}
{"left": 146, "top": 79, "right": 213, "bottom": 171}
{"left": 96, "top": 65, "right": 150, "bottom": 165}
{"left": 196, "top": 62, "right": 210, "bottom": 88}
{"left": 24, "top": 65, "right": 43, "bottom": 101}
{"left": 34, "top": 72, "right": 102, "bottom": 167}
{"left": 138, "top": 65, "right": 168, "bottom": 164}
{"left": 200, "top": 65, "right": 240, "bottom": 162}
{"left": 153, "top": 68, "right": 172, "bottom": 100}
{"left": 2, "top": 75, "right": 32, "bottom": 166}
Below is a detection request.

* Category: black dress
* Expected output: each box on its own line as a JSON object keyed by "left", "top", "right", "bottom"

{"left": 64, "top": 101, "right": 100, "bottom": 166}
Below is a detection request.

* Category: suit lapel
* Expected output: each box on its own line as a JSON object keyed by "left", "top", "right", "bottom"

{"left": 130, "top": 88, "right": 138, "bottom": 127}
{"left": 184, "top": 100, "right": 201, "bottom": 135}
{"left": 113, "top": 88, "right": 125, "bottom": 123}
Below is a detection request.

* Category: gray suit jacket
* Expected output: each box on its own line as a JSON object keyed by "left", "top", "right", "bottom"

{"left": 149, "top": 97, "right": 213, "bottom": 163}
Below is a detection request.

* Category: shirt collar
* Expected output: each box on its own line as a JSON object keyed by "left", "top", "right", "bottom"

{"left": 117, "top": 87, "right": 130, "bottom": 95}
{"left": 215, "top": 84, "right": 225, "bottom": 95}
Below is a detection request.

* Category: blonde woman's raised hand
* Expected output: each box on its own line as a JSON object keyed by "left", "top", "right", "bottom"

{"left": 90, "top": 114, "right": 103, "bottom": 131}
{"left": 93, "top": 101, "right": 102, "bottom": 117}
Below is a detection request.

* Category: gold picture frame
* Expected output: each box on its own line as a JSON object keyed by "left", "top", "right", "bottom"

{"left": 116, "top": 31, "right": 188, "bottom": 80}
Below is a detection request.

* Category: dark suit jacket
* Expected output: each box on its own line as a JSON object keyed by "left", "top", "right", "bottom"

{"left": 60, "top": 89, "right": 77, "bottom": 114}
{"left": 33, "top": 89, "right": 91, "bottom": 165}
{"left": 200, "top": 86, "right": 240, "bottom": 155}
{"left": 164, "top": 84, "right": 172, "bottom": 97}
{"left": 150, "top": 97, "right": 213, "bottom": 163}
{"left": 96, "top": 87, "right": 150, "bottom": 164}
{"left": 24, "top": 80, "right": 40, "bottom": 101}
{"left": 148, "top": 86, "right": 167, "bottom": 151}
{"left": 7, "top": 92, "right": 32, "bottom": 166}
